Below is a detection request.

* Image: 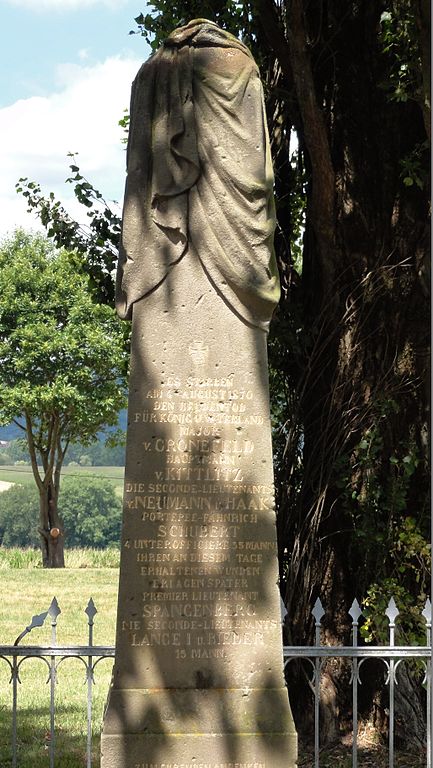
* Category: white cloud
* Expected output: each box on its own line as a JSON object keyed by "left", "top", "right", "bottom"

{"left": 0, "top": 55, "right": 141, "bottom": 239}
{"left": 4, "top": 0, "right": 128, "bottom": 10}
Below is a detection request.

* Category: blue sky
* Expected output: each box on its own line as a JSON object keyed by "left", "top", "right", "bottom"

{"left": 0, "top": 0, "right": 152, "bottom": 237}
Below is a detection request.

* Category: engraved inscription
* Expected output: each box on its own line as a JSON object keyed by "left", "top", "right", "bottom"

{"left": 120, "top": 373, "right": 277, "bottom": 658}
{"left": 135, "top": 763, "right": 266, "bottom": 768}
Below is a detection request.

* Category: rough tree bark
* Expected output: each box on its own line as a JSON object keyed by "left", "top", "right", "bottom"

{"left": 256, "top": 0, "right": 430, "bottom": 747}
{"left": 24, "top": 412, "right": 66, "bottom": 568}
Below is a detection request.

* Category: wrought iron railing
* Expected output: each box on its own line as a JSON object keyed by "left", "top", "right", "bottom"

{"left": 283, "top": 596, "right": 432, "bottom": 768}
{"left": 0, "top": 598, "right": 115, "bottom": 768}
{"left": 0, "top": 596, "right": 431, "bottom": 767}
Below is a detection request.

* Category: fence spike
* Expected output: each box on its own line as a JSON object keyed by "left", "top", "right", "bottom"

{"left": 14, "top": 609, "right": 49, "bottom": 646}
{"left": 312, "top": 597, "right": 325, "bottom": 625}
{"left": 385, "top": 596, "right": 399, "bottom": 625}
{"left": 349, "top": 598, "right": 363, "bottom": 624}
{"left": 48, "top": 598, "right": 61, "bottom": 621}
{"left": 85, "top": 598, "right": 97, "bottom": 623}
{"left": 422, "top": 598, "right": 431, "bottom": 625}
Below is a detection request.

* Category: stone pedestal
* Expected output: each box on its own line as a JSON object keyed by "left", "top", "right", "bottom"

{"left": 101, "top": 252, "right": 297, "bottom": 766}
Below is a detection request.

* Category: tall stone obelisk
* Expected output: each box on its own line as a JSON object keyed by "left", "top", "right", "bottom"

{"left": 101, "top": 19, "right": 297, "bottom": 768}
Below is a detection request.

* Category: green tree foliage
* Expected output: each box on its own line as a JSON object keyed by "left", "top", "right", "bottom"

{"left": 0, "top": 231, "right": 128, "bottom": 567}
{"left": 0, "top": 478, "right": 121, "bottom": 549}
{"left": 131, "top": 2, "right": 250, "bottom": 50}
{"left": 65, "top": 431, "right": 126, "bottom": 466}
{"left": 59, "top": 476, "right": 121, "bottom": 548}
{"left": 2, "top": 439, "right": 29, "bottom": 463}
{"left": 16, "top": 156, "right": 121, "bottom": 305}
{"left": 0, "top": 485, "right": 38, "bottom": 547}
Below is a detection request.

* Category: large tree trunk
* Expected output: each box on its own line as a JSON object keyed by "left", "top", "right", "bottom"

{"left": 38, "top": 483, "right": 65, "bottom": 568}
{"left": 25, "top": 412, "right": 66, "bottom": 568}
{"left": 258, "top": 0, "right": 430, "bottom": 748}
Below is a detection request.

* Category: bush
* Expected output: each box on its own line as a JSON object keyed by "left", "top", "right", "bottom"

{"left": 0, "top": 477, "right": 122, "bottom": 550}
{"left": 0, "top": 485, "right": 39, "bottom": 547}
{"left": 59, "top": 476, "right": 122, "bottom": 548}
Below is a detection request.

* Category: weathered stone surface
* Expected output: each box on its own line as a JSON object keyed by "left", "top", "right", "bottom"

{"left": 101, "top": 18, "right": 297, "bottom": 768}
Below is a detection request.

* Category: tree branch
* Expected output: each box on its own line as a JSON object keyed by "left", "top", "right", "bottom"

{"left": 254, "top": 0, "right": 295, "bottom": 91}
{"left": 12, "top": 418, "right": 26, "bottom": 432}
{"left": 53, "top": 431, "right": 69, "bottom": 497}
{"left": 254, "top": 0, "right": 336, "bottom": 292}
{"left": 44, "top": 414, "right": 60, "bottom": 490}
{"left": 411, "top": 0, "right": 431, "bottom": 141}
{"left": 287, "top": 0, "right": 335, "bottom": 251}
{"left": 24, "top": 411, "right": 44, "bottom": 492}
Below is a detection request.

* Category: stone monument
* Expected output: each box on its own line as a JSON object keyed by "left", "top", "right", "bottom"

{"left": 101, "top": 19, "right": 297, "bottom": 768}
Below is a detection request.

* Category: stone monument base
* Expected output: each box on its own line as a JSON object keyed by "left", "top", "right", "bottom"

{"left": 101, "top": 687, "right": 297, "bottom": 767}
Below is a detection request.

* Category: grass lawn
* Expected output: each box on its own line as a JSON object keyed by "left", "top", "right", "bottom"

{"left": 0, "top": 465, "right": 124, "bottom": 494}
{"left": 0, "top": 567, "right": 119, "bottom": 767}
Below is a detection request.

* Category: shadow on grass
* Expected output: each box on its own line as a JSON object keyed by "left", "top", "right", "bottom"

{"left": 0, "top": 702, "right": 105, "bottom": 768}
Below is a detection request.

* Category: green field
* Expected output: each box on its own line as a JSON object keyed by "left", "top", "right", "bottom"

{"left": 0, "top": 566, "right": 119, "bottom": 767}
{"left": 0, "top": 465, "right": 124, "bottom": 495}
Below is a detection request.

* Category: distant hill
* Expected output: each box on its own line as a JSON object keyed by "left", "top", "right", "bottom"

{"left": 0, "top": 410, "right": 127, "bottom": 443}
{"left": 0, "top": 423, "right": 22, "bottom": 441}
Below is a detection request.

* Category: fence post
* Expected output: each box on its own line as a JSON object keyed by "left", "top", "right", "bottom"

{"left": 48, "top": 598, "right": 61, "bottom": 768}
{"left": 349, "top": 599, "right": 363, "bottom": 768}
{"left": 312, "top": 598, "right": 325, "bottom": 768}
{"left": 422, "top": 599, "right": 431, "bottom": 768}
{"left": 11, "top": 651, "right": 18, "bottom": 768}
{"left": 385, "top": 597, "right": 399, "bottom": 768}
{"left": 85, "top": 598, "right": 98, "bottom": 768}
